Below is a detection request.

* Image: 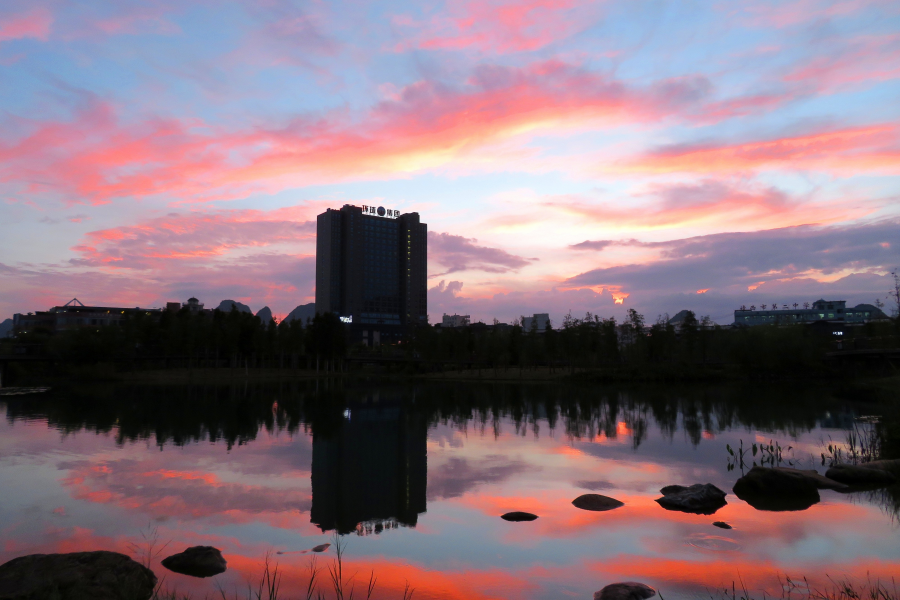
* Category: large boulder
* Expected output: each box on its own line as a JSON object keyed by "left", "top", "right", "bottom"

{"left": 594, "top": 582, "right": 657, "bottom": 600}
{"left": 655, "top": 483, "right": 727, "bottom": 515}
{"left": 161, "top": 546, "right": 226, "bottom": 578}
{"left": 771, "top": 467, "right": 847, "bottom": 490}
{"left": 733, "top": 467, "right": 820, "bottom": 511}
{"left": 572, "top": 494, "right": 624, "bottom": 512}
{"left": 826, "top": 462, "right": 899, "bottom": 486}
{"left": 0, "top": 551, "right": 157, "bottom": 600}
{"left": 501, "top": 512, "right": 538, "bottom": 522}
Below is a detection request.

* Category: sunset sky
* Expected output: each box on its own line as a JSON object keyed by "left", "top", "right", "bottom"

{"left": 1, "top": 0, "right": 898, "bottom": 324}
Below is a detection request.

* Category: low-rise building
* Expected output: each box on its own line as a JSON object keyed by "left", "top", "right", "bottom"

{"left": 13, "top": 298, "right": 164, "bottom": 334}
{"left": 733, "top": 299, "right": 888, "bottom": 326}
{"left": 522, "top": 313, "right": 550, "bottom": 332}
{"left": 442, "top": 313, "right": 471, "bottom": 328}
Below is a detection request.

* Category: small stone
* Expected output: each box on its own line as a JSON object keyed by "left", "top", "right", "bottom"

{"left": 501, "top": 511, "right": 538, "bottom": 522}
{"left": 656, "top": 483, "right": 728, "bottom": 515}
{"left": 311, "top": 544, "right": 330, "bottom": 553}
{"left": 0, "top": 551, "right": 157, "bottom": 600}
{"left": 594, "top": 582, "right": 657, "bottom": 600}
{"left": 161, "top": 546, "right": 227, "bottom": 578}
{"left": 712, "top": 521, "right": 732, "bottom": 529}
{"left": 572, "top": 494, "right": 624, "bottom": 512}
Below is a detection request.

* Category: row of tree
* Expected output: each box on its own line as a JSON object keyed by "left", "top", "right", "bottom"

{"left": 5, "top": 304, "right": 899, "bottom": 377}
{"left": 11, "top": 308, "right": 348, "bottom": 371}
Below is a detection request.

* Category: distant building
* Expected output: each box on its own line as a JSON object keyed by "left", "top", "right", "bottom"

{"left": 522, "top": 313, "right": 550, "bottom": 332}
{"left": 733, "top": 299, "right": 888, "bottom": 326}
{"left": 316, "top": 204, "right": 427, "bottom": 346}
{"left": 442, "top": 313, "right": 470, "bottom": 328}
{"left": 13, "top": 298, "right": 163, "bottom": 334}
{"left": 184, "top": 297, "right": 204, "bottom": 314}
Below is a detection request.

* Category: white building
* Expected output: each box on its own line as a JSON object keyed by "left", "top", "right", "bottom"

{"left": 522, "top": 313, "right": 550, "bottom": 332}
{"left": 442, "top": 313, "right": 471, "bottom": 328}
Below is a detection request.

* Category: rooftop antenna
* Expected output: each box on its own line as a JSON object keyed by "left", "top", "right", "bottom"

{"left": 64, "top": 298, "right": 85, "bottom": 307}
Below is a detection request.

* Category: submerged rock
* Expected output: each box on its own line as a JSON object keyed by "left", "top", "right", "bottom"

{"left": 161, "top": 546, "right": 227, "bottom": 578}
{"left": 733, "top": 467, "right": 820, "bottom": 512}
{"left": 594, "top": 582, "right": 657, "bottom": 600}
{"left": 501, "top": 511, "right": 538, "bottom": 522}
{"left": 771, "top": 467, "right": 847, "bottom": 490}
{"left": 826, "top": 463, "right": 898, "bottom": 486}
{"left": 0, "top": 550, "right": 157, "bottom": 600}
{"left": 655, "top": 483, "right": 728, "bottom": 515}
{"left": 572, "top": 494, "right": 624, "bottom": 512}
{"left": 712, "top": 521, "right": 732, "bottom": 529}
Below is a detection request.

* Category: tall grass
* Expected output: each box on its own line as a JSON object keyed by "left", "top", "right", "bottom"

{"left": 148, "top": 533, "right": 414, "bottom": 600}
{"left": 821, "top": 421, "right": 883, "bottom": 466}
{"left": 698, "top": 576, "right": 899, "bottom": 600}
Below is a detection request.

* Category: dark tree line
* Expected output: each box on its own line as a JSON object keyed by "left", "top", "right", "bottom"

{"left": 5, "top": 305, "right": 898, "bottom": 379}
{"left": 10, "top": 307, "right": 348, "bottom": 372}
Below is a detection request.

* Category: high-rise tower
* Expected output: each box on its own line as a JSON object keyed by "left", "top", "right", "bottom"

{"left": 315, "top": 204, "right": 427, "bottom": 344}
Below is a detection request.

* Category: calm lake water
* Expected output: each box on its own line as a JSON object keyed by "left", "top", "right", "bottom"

{"left": 1, "top": 379, "right": 898, "bottom": 599}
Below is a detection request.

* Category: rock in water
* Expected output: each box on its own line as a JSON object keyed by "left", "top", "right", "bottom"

{"left": 572, "top": 494, "right": 624, "bottom": 512}
{"left": 733, "top": 467, "right": 820, "bottom": 512}
{"left": 594, "top": 582, "right": 657, "bottom": 600}
{"left": 655, "top": 483, "right": 728, "bottom": 515}
{"left": 826, "top": 463, "right": 898, "bottom": 486}
{"left": 501, "top": 512, "right": 538, "bottom": 522}
{"left": 161, "top": 546, "right": 227, "bottom": 578}
{"left": 771, "top": 467, "right": 847, "bottom": 490}
{"left": 712, "top": 521, "right": 732, "bottom": 529}
{"left": 0, "top": 551, "right": 157, "bottom": 600}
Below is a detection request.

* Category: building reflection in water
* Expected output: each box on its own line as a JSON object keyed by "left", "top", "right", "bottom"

{"left": 310, "top": 394, "right": 427, "bottom": 535}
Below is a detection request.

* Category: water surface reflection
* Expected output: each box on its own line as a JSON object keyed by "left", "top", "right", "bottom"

{"left": 1, "top": 380, "right": 898, "bottom": 600}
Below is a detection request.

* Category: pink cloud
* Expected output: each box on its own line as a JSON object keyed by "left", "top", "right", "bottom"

{"left": 618, "top": 125, "right": 900, "bottom": 175}
{"left": 0, "top": 8, "right": 52, "bottom": 42}
{"left": 72, "top": 208, "right": 316, "bottom": 269}
{"left": 394, "top": 0, "right": 599, "bottom": 54}
{"left": 1, "top": 60, "right": 773, "bottom": 206}
{"left": 542, "top": 180, "right": 873, "bottom": 232}
{"left": 0, "top": 203, "right": 362, "bottom": 316}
